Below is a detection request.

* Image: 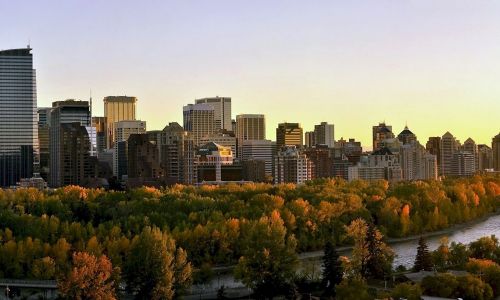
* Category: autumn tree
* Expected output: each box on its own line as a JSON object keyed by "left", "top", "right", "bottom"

{"left": 321, "top": 240, "right": 343, "bottom": 297}
{"left": 123, "top": 226, "right": 192, "bottom": 300}
{"left": 235, "top": 210, "right": 298, "bottom": 298}
{"left": 58, "top": 251, "right": 117, "bottom": 300}
{"left": 414, "top": 237, "right": 433, "bottom": 271}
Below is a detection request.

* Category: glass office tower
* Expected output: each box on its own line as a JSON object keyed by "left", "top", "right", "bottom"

{"left": 0, "top": 48, "right": 39, "bottom": 187}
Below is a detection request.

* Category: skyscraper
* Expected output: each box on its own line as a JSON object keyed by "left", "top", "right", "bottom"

{"left": 274, "top": 146, "right": 312, "bottom": 184}
{"left": 314, "top": 122, "right": 335, "bottom": 147}
{"left": 440, "top": 131, "right": 460, "bottom": 177}
{"left": 0, "top": 48, "right": 39, "bottom": 187}
{"left": 49, "top": 100, "right": 91, "bottom": 187}
{"left": 103, "top": 96, "right": 137, "bottom": 148}
{"left": 372, "top": 122, "right": 394, "bottom": 151}
{"left": 127, "top": 134, "right": 164, "bottom": 187}
{"left": 304, "top": 131, "right": 315, "bottom": 148}
{"left": 183, "top": 103, "right": 215, "bottom": 146}
{"left": 235, "top": 114, "right": 265, "bottom": 157}
{"left": 37, "top": 107, "right": 51, "bottom": 181}
{"left": 397, "top": 125, "right": 417, "bottom": 145}
{"left": 477, "top": 144, "right": 493, "bottom": 171}
{"left": 195, "top": 97, "right": 232, "bottom": 131}
{"left": 276, "top": 123, "right": 303, "bottom": 149}
{"left": 113, "top": 120, "right": 146, "bottom": 178}
{"left": 493, "top": 133, "right": 500, "bottom": 171}
{"left": 160, "top": 122, "right": 196, "bottom": 184}
{"left": 462, "top": 138, "right": 478, "bottom": 172}
{"left": 241, "top": 140, "right": 276, "bottom": 176}
{"left": 426, "top": 137, "right": 442, "bottom": 175}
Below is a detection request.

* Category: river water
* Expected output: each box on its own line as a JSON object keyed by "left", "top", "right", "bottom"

{"left": 189, "top": 214, "right": 500, "bottom": 295}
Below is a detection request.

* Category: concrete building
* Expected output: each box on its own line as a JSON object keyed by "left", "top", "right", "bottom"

{"left": 274, "top": 146, "right": 312, "bottom": 184}
{"left": 196, "top": 142, "right": 239, "bottom": 183}
{"left": 426, "top": 137, "right": 441, "bottom": 175}
{"left": 50, "top": 123, "right": 95, "bottom": 187}
{"left": 0, "top": 48, "right": 39, "bottom": 187}
{"left": 92, "top": 116, "right": 107, "bottom": 155}
{"left": 305, "top": 131, "right": 315, "bottom": 148}
{"left": 276, "top": 123, "right": 303, "bottom": 149}
{"left": 397, "top": 125, "right": 417, "bottom": 145}
{"left": 314, "top": 122, "right": 335, "bottom": 147}
{"left": 400, "top": 142, "right": 438, "bottom": 181}
{"left": 304, "top": 145, "right": 333, "bottom": 179}
{"left": 37, "top": 107, "right": 51, "bottom": 182}
{"left": 160, "top": 122, "right": 197, "bottom": 184}
{"left": 49, "top": 100, "right": 91, "bottom": 187}
{"left": 201, "top": 133, "right": 237, "bottom": 159}
{"left": 241, "top": 139, "right": 276, "bottom": 177}
{"left": 372, "top": 122, "right": 394, "bottom": 151}
{"left": 195, "top": 97, "right": 232, "bottom": 131}
{"left": 333, "top": 138, "right": 363, "bottom": 164}
{"left": 440, "top": 132, "right": 460, "bottom": 177}
{"left": 348, "top": 147, "right": 402, "bottom": 183}
{"left": 113, "top": 120, "right": 146, "bottom": 178}
{"left": 235, "top": 114, "right": 265, "bottom": 157}
{"left": 462, "top": 138, "right": 478, "bottom": 173}
{"left": 103, "top": 96, "right": 137, "bottom": 148}
{"left": 477, "top": 144, "right": 493, "bottom": 170}
{"left": 451, "top": 151, "right": 476, "bottom": 177}
{"left": 492, "top": 133, "right": 500, "bottom": 171}
{"left": 183, "top": 103, "right": 215, "bottom": 146}
{"left": 127, "top": 134, "right": 164, "bottom": 187}
{"left": 242, "top": 160, "right": 267, "bottom": 182}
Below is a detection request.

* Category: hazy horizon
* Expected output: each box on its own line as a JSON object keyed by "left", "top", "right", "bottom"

{"left": 2, "top": 0, "right": 499, "bottom": 147}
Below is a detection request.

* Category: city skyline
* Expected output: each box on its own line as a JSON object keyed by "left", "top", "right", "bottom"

{"left": 1, "top": 1, "right": 499, "bottom": 148}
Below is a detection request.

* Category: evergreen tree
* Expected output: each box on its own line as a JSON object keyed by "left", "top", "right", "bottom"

{"left": 414, "top": 236, "right": 433, "bottom": 271}
{"left": 322, "top": 240, "right": 343, "bottom": 296}
{"left": 365, "top": 222, "right": 393, "bottom": 278}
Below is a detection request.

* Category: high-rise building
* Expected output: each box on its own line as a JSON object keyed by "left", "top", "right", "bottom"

{"left": 92, "top": 116, "right": 107, "bottom": 155}
{"left": 372, "top": 122, "right": 394, "bottom": 151}
{"left": 348, "top": 148, "right": 402, "bottom": 183}
{"left": 426, "top": 137, "right": 441, "bottom": 175}
{"left": 161, "top": 122, "right": 191, "bottom": 184}
{"left": 400, "top": 141, "right": 437, "bottom": 180}
{"left": 314, "top": 122, "right": 335, "bottom": 147}
{"left": 51, "top": 122, "right": 94, "bottom": 187}
{"left": 201, "top": 133, "right": 237, "bottom": 158}
{"left": 103, "top": 96, "right": 137, "bottom": 148}
{"left": 196, "top": 142, "right": 240, "bottom": 182}
{"left": 305, "top": 131, "right": 315, "bottom": 148}
{"left": 127, "top": 133, "right": 164, "bottom": 187}
{"left": 241, "top": 140, "right": 276, "bottom": 176}
{"left": 183, "top": 103, "right": 215, "bottom": 146}
{"left": 304, "top": 145, "right": 333, "bottom": 179}
{"left": 195, "top": 97, "right": 232, "bottom": 131}
{"left": 0, "top": 48, "right": 39, "bottom": 187}
{"left": 462, "top": 138, "right": 478, "bottom": 172}
{"left": 37, "top": 107, "right": 51, "bottom": 182}
{"left": 451, "top": 151, "right": 476, "bottom": 177}
{"left": 492, "top": 133, "right": 500, "bottom": 171}
{"left": 113, "top": 120, "right": 146, "bottom": 178}
{"left": 276, "top": 123, "right": 303, "bottom": 149}
{"left": 235, "top": 114, "right": 265, "bottom": 157}
{"left": 274, "top": 146, "right": 312, "bottom": 184}
{"left": 477, "top": 144, "right": 493, "bottom": 171}
{"left": 49, "top": 100, "right": 91, "bottom": 187}
{"left": 333, "top": 138, "right": 363, "bottom": 164}
{"left": 440, "top": 132, "right": 460, "bottom": 177}
{"left": 397, "top": 125, "right": 417, "bottom": 145}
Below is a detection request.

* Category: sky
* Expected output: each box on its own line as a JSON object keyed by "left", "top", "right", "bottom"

{"left": 1, "top": 0, "right": 499, "bottom": 148}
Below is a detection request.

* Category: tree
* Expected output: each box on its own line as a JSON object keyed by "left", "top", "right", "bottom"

{"left": 58, "top": 251, "right": 117, "bottom": 300}
{"left": 31, "top": 257, "right": 55, "bottom": 280}
{"left": 456, "top": 274, "right": 493, "bottom": 300}
{"left": 335, "top": 277, "right": 371, "bottom": 300}
{"left": 414, "top": 237, "right": 433, "bottom": 271}
{"left": 391, "top": 282, "right": 422, "bottom": 300}
{"left": 123, "top": 226, "right": 192, "bottom": 300}
{"left": 321, "top": 240, "right": 343, "bottom": 296}
{"left": 234, "top": 210, "right": 298, "bottom": 299}
{"left": 421, "top": 273, "right": 458, "bottom": 298}
{"left": 364, "top": 222, "right": 393, "bottom": 278}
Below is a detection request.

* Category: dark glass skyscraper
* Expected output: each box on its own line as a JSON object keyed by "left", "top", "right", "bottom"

{"left": 0, "top": 48, "right": 39, "bottom": 187}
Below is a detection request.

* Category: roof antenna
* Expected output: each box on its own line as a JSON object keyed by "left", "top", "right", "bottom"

{"left": 27, "top": 38, "right": 31, "bottom": 49}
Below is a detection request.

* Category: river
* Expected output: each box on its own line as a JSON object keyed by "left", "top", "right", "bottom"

{"left": 188, "top": 213, "right": 500, "bottom": 296}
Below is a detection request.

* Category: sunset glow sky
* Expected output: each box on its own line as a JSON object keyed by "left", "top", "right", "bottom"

{"left": 1, "top": 0, "right": 499, "bottom": 148}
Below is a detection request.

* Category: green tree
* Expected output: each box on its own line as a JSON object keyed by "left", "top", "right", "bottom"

{"left": 123, "top": 227, "right": 192, "bottom": 300}
{"left": 414, "top": 237, "right": 433, "bottom": 271}
{"left": 391, "top": 282, "right": 422, "bottom": 300}
{"left": 234, "top": 210, "right": 298, "bottom": 299}
{"left": 335, "top": 277, "right": 371, "bottom": 300}
{"left": 364, "top": 222, "right": 393, "bottom": 278}
{"left": 456, "top": 274, "right": 493, "bottom": 300}
{"left": 321, "top": 240, "right": 343, "bottom": 296}
{"left": 31, "top": 257, "right": 56, "bottom": 280}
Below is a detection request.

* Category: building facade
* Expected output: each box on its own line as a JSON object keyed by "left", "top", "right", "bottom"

{"left": 274, "top": 146, "right": 312, "bottom": 184}
{"left": 0, "top": 48, "right": 39, "bottom": 187}
{"left": 440, "top": 132, "right": 460, "bottom": 177}
{"left": 241, "top": 139, "right": 276, "bottom": 177}
{"left": 372, "top": 122, "right": 394, "bottom": 151}
{"left": 183, "top": 103, "right": 215, "bottom": 146}
{"left": 276, "top": 123, "right": 303, "bottom": 149}
{"left": 195, "top": 97, "right": 232, "bottom": 131}
{"left": 492, "top": 133, "right": 500, "bottom": 171}
{"left": 314, "top": 122, "right": 335, "bottom": 147}
{"left": 113, "top": 120, "right": 146, "bottom": 178}
{"left": 103, "top": 96, "right": 137, "bottom": 148}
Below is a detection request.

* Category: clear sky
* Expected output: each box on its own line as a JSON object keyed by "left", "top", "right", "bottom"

{"left": 1, "top": 0, "right": 499, "bottom": 148}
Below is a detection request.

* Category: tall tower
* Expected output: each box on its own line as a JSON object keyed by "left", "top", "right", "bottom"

{"left": 440, "top": 131, "right": 460, "bottom": 177}
{"left": 0, "top": 48, "right": 39, "bottom": 187}
{"left": 183, "top": 103, "right": 215, "bottom": 146}
{"left": 493, "top": 133, "right": 500, "bottom": 171}
{"left": 313, "top": 122, "right": 335, "bottom": 147}
{"left": 276, "top": 123, "right": 303, "bottom": 149}
{"left": 195, "top": 97, "right": 232, "bottom": 131}
{"left": 372, "top": 122, "right": 394, "bottom": 151}
{"left": 235, "top": 114, "right": 266, "bottom": 157}
{"left": 103, "top": 96, "right": 137, "bottom": 148}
